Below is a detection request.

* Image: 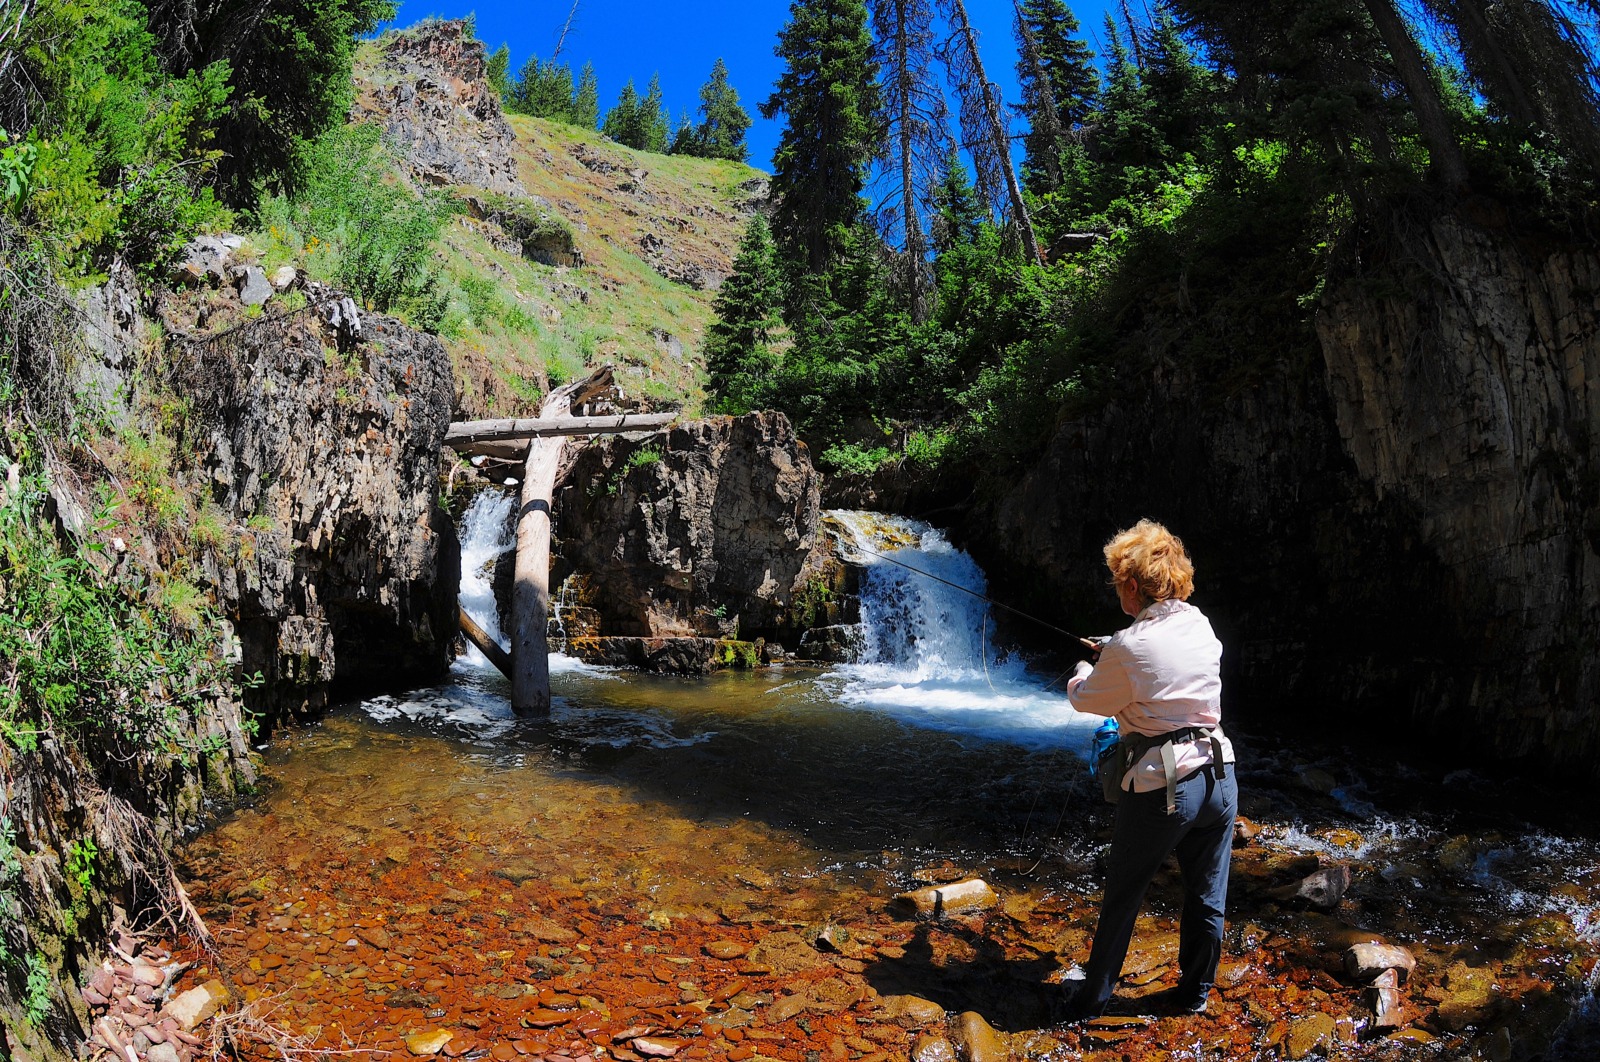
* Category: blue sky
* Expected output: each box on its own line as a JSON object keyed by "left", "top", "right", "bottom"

{"left": 388, "top": 0, "right": 1119, "bottom": 172}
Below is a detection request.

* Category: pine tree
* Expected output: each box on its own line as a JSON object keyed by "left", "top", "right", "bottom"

{"left": 507, "top": 56, "right": 576, "bottom": 122}
{"left": 670, "top": 110, "right": 698, "bottom": 155}
{"left": 486, "top": 44, "right": 511, "bottom": 100}
{"left": 1014, "top": 0, "right": 1098, "bottom": 196}
{"left": 573, "top": 63, "right": 600, "bottom": 127}
{"left": 601, "top": 79, "right": 643, "bottom": 145}
{"left": 639, "top": 72, "right": 671, "bottom": 153}
{"left": 705, "top": 215, "right": 784, "bottom": 413}
{"left": 927, "top": 150, "right": 984, "bottom": 258}
{"left": 685, "top": 57, "right": 753, "bottom": 162}
{"left": 762, "top": 0, "right": 881, "bottom": 276}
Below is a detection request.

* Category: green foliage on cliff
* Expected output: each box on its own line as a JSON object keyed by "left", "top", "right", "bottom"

{"left": 0, "top": 479, "right": 231, "bottom": 759}
{"left": 708, "top": 0, "right": 1599, "bottom": 474}
{"left": 257, "top": 123, "right": 452, "bottom": 327}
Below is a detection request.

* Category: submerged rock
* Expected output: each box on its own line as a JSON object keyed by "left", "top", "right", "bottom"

{"left": 1345, "top": 941, "right": 1416, "bottom": 983}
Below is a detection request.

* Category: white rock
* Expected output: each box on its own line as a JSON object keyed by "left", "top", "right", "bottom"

{"left": 162, "top": 979, "right": 228, "bottom": 1031}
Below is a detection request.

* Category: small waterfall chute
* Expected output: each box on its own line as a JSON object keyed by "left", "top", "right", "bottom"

{"left": 823, "top": 510, "right": 1098, "bottom": 751}
{"left": 456, "top": 489, "right": 515, "bottom": 672}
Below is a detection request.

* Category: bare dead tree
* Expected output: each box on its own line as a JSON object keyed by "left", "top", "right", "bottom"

{"left": 935, "top": 0, "right": 1043, "bottom": 264}
{"left": 871, "top": 0, "right": 948, "bottom": 322}
{"left": 553, "top": 0, "right": 581, "bottom": 60}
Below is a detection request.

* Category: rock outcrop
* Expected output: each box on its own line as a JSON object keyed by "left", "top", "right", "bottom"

{"left": 550, "top": 412, "right": 833, "bottom": 654}
{"left": 972, "top": 211, "right": 1600, "bottom": 782}
{"left": 156, "top": 271, "right": 459, "bottom": 718}
{"left": 357, "top": 19, "right": 523, "bottom": 195}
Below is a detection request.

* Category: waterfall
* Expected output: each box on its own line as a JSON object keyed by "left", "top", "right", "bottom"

{"left": 824, "top": 510, "right": 1097, "bottom": 750}
{"left": 457, "top": 489, "right": 515, "bottom": 670}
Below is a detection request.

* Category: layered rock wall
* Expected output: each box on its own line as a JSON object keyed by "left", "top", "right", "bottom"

{"left": 158, "top": 286, "right": 459, "bottom": 717}
{"left": 973, "top": 213, "right": 1600, "bottom": 780}
{"left": 552, "top": 412, "right": 832, "bottom": 648}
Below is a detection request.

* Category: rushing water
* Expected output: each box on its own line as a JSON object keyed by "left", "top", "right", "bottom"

{"left": 175, "top": 502, "right": 1600, "bottom": 1061}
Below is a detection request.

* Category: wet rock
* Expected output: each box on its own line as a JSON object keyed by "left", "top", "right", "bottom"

{"left": 1271, "top": 864, "right": 1351, "bottom": 910}
{"left": 1435, "top": 962, "right": 1494, "bottom": 1031}
{"left": 892, "top": 879, "right": 998, "bottom": 919}
{"left": 405, "top": 1029, "right": 454, "bottom": 1056}
{"left": 1345, "top": 942, "right": 1416, "bottom": 983}
{"left": 745, "top": 931, "right": 827, "bottom": 975}
{"left": 911, "top": 1033, "right": 958, "bottom": 1062}
{"left": 797, "top": 624, "right": 863, "bottom": 663}
{"left": 1233, "top": 817, "right": 1262, "bottom": 846}
{"left": 705, "top": 940, "right": 747, "bottom": 959}
{"left": 1284, "top": 1013, "right": 1336, "bottom": 1060}
{"left": 1366, "top": 968, "right": 1405, "bottom": 1031}
{"left": 768, "top": 993, "right": 810, "bottom": 1023}
{"left": 162, "top": 980, "right": 228, "bottom": 1030}
{"left": 812, "top": 924, "right": 850, "bottom": 953}
{"left": 951, "top": 1011, "right": 1009, "bottom": 1062}
{"left": 357, "top": 926, "right": 392, "bottom": 950}
{"left": 879, "top": 995, "right": 947, "bottom": 1028}
{"left": 1296, "top": 767, "right": 1339, "bottom": 794}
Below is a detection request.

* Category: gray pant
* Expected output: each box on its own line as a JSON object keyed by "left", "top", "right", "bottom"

{"left": 1079, "top": 761, "right": 1238, "bottom": 1011}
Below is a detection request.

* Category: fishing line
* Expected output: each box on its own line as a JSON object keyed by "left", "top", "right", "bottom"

{"left": 834, "top": 534, "right": 1098, "bottom": 652}
{"left": 833, "top": 524, "right": 1090, "bottom": 872}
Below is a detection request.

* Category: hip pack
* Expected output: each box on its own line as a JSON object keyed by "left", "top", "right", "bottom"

{"left": 1096, "top": 724, "right": 1229, "bottom": 815}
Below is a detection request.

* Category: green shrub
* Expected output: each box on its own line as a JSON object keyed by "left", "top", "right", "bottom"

{"left": 623, "top": 446, "right": 661, "bottom": 471}
{"left": 0, "top": 474, "right": 229, "bottom": 758}
{"left": 257, "top": 123, "right": 451, "bottom": 329}
{"left": 819, "top": 442, "right": 891, "bottom": 476}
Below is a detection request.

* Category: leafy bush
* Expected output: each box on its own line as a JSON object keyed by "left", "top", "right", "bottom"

{"left": 15, "top": 0, "right": 232, "bottom": 273}
{"left": 819, "top": 442, "right": 892, "bottom": 476}
{"left": 257, "top": 123, "right": 451, "bottom": 328}
{"left": 0, "top": 475, "right": 229, "bottom": 759}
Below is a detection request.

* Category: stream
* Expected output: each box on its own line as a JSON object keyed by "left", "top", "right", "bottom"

{"left": 173, "top": 501, "right": 1600, "bottom": 1061}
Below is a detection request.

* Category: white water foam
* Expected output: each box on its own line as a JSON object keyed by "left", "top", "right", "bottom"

{"left": 821, "top": 510, "right": 1101, "bottom": 754}
{"left": 456, "top": 489, "right": 515, "bottom": 670}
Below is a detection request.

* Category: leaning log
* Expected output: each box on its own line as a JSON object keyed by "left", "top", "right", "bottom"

{"left": 511, "top": 365, "right": 617, "bottom": 716}
{"left": 458, "top": 605, "right": 512, "bottom": 680}
{"left": 446, "top": 411, "right": 677, "bottom": 448}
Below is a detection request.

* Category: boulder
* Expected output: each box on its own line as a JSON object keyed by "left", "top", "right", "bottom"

{"left": 234, "top": 265, "right": 273, "bottom": 307}
{"left": 162, "top": 979, "right": 228, "bottom": 1030}
{"left": 1365, "top": 968, "right": 1405, "bottom": 1031}
{"left": 892, "top": 879, "right": 998, "bottom": 919}
{"left": 1271, "top": 864, "right": 1351, "bottom": 911}
{"left": 553, "top": 413, "right": 827, "bottom": 647}
{"left": 911, "top": 1034, "right": 958, "bottom": 1062}
{"left": 951, "top": 1011, "right": 1010, "bottom": 1062}
{"left": 1283, "top": 1013, "right": 1336, "bottom": 1060}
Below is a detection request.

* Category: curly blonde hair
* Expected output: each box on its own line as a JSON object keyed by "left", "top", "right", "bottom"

{"left": 1104, "top": 519, "right": 1194, "bottom": 605}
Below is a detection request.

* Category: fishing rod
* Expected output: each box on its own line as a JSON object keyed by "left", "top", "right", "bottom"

{"left": 833, "top": 534, "right": 1101, "bottom": 655}
{"left": 831, "top": 527, "right": 1097, "bottom": 876}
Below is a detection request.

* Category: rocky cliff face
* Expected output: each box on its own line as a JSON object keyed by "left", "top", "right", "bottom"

{"left": 550, "top": 413, "right": 835, "bottom": 654}
{"left": 155, "top": 262, "right": 459, "bottom": 718}
{"left": 357, "top": 20, "right": 524, "bottom": 195}
{"left": 974, "top": 212, "right": 1600, "bottom": 781}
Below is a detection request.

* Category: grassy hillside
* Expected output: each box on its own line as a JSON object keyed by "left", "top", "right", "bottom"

{"left": 434, "top": 112, "right": 765, "bottom": 414}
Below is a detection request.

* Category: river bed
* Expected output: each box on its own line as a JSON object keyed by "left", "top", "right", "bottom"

{"left": 171, "top": 512, "right": 1600, "bottom": 1062}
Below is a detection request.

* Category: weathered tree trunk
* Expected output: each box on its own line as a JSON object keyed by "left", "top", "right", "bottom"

{"left": 459, "top": 604, "right": 512, "bottom": 679}
{"left": 446, "top": 411, "right": 677, "bottom": 449}
{"left": 893, "top": 0, "right": 932, "bottom": 323}
{"left": 942, "top": 0, "right": 1044, "bottom": 264}
{"left": 511, "top": 366, "right": 616, "bottom": 716}
{"left": 1361, "top": 0, "right": 1469, "bottom": 190}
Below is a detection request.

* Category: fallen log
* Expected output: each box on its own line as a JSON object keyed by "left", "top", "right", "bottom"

{"left": 446, "top": 412, "right": 677, "bottom": 448}
{"left": 512, "top": 365, "right": 618, "bottom": 716}
{"left": 458, "top": 605, "right": 512, "bottom": 680}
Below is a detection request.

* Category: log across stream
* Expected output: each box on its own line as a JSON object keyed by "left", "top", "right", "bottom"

{"left": 168, "top": 515, "right": 1600, "bottom": 1061}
